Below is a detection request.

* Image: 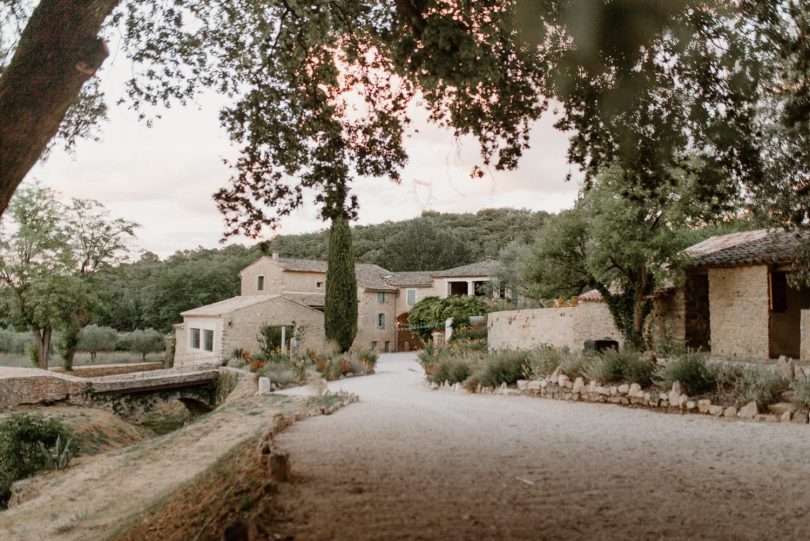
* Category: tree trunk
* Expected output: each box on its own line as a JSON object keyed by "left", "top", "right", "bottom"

{"left": 32, "top": 326, "right": 53, "bottom": 369}
{"left": 0, "top": 0, "right": 120, "bottom": 217}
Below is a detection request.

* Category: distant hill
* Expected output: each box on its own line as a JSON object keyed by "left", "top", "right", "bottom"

{"left": 85, "top": 208, "right": 550, "bottom": 332}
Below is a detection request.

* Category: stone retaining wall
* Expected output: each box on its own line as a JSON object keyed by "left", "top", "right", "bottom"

{"left": 487, "top": 302, "right": 622, "bottom": 352}
{"left": 430, "top": 368, "right": 810, "bottom": 425}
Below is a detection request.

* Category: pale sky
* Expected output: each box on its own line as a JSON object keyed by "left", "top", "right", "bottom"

{"left": 24, "top": 50, "right": 581, "bottom": 259}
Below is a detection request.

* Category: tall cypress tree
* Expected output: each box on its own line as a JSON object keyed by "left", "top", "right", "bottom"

{"left": 324, "top": 215, "right": 358, "bottom": 352}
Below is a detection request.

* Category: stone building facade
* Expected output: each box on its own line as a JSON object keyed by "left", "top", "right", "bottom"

{"left": 646, "top": 230, "right": 810, "bottom": 361}
{"left": 174, "top": 256, "right": 500, "bottom": 366}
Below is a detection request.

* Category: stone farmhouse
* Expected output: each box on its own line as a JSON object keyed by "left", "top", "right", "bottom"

{"left": 490, "top": 229, "right": 810, "bottom": 362}
{"left": 658, "top": 229, "right": 810, "bottom": 360}
{"left": 174, "top": 255, "right": 499, "bottom": 367}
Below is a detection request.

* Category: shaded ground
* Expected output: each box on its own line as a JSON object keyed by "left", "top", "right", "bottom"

{"left": 270, "top": 353, "right": 810, "bottom": 540}
{"left": 0, "top": 393, "right": 346, "bottom": 541}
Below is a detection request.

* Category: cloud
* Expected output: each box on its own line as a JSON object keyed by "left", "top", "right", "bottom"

{"left": 25, "top": 59, "right": 581, "bottom": 258}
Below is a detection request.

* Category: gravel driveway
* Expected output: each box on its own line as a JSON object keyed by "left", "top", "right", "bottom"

{"left": 274, "top": 352, "right": 810, "bottom": 540}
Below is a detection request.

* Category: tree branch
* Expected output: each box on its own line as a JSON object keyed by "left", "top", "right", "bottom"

{"left": 0, "top": 0, "right": 120, "bottom": 218}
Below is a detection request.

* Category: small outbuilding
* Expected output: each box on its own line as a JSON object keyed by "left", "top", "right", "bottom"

{"left": 173, "top": 294, "right": 332, "bottom": 368}
{"left": 679, "top": 229, "right": 810, "bottom": 360}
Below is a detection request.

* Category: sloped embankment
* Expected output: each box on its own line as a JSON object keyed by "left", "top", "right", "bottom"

{"left": 0, "top": 392, "right": 356, "bottom": 541}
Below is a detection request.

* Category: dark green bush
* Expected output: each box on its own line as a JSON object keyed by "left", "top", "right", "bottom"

{"left": 585, "top": 349, "right": 654, "bottom": 386}
{"left": 655, "top": 352, "right": 716, "bottom": 395}
{"left": 476, "top": 351, "right": 527, "bottom": 388}
{"left": 0, "top": 413, "right": 79, "bottom": 508}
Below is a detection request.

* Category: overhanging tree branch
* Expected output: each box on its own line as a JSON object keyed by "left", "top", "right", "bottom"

{"left": 0, "top": 0, "right": 119, "bottom": 217}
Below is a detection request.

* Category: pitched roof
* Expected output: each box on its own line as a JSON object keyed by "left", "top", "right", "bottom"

{"left": 275, "top": 257, "right": 328, "bottom": 273}
{"left": 181, "top": 295, "right": 277, "bottom": 317}
{"left": 383, "top": 271, "right": 435, "bottom": 287}
{"left": 181, "top": 294, "right": 322, "bottom": 317}
{"left": 282, "top": 293, "right": 325, "bottom": 308}
{"left": 578, "top": 289, "right": 603, "bottom": 302}
{"left": 431, "top": 260, "right": 499, "bottom": 278}
{"left": 685, "top": 229, "right": 801, "bottom": 268}
{"left": 241, "top": 257, "right": 395, "bottom": 291}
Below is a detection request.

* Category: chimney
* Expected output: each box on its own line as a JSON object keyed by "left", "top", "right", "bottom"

{"left": 272, "top": 252, "right": 279, "bottom": 262}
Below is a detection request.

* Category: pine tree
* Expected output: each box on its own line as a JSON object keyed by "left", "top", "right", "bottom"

{"left": 324, "top": 216, "right": 358, "bottom": 352}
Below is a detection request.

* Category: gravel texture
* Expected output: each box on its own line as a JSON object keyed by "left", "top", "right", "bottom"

{"left": 274, "top": 353, "right": 810, "bottom": 540}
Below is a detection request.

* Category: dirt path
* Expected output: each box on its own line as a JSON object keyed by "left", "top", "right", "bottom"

{"left": 0, "top": 393, "right": 329, "bottom": 540}
{"left": 273, "top": 353, "right": 810, "bottom": 540}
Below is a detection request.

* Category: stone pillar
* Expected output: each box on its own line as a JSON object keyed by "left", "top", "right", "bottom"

{"left": 281, "top": 326, "right": 286, "bottom": 355}
{"left": 467, "top": 281, "right": 474, "bottom": 296}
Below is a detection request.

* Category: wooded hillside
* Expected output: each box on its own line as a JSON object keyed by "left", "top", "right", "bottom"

{"left": 87, "top": 208, "right": 548, "bottom": 332}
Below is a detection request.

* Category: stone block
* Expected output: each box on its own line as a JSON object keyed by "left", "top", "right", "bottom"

{"left": 258, "top": 377, "right": 271, "bottom": 395}
{"left": 618, "top": 384, "right": 630, "bottom": 395}
{"left": 709, "top": 405, "right": 724, "bottom": 416}
{"left": 781, "top": 411, "right": 792, "bottom": 423}
{"left": 686, "top": 400, "right": 696, "bottom": 411}
{"left": 792, "top": 411, "right": 809, "bottom": 424}
{"left": 517, "top": 380, "right": 529, "bottom": 391}
{"left": 724, "top": 406, "right": 738, "bottom": 418}
{"left": 738, "top": 401, "right": 758, "bottom": 419}
{"left": 572, "top": 377, "right": 585, "bottom": 393}
{"left": 697, "top": 399, "right": 711, "bottom": 413}
{"left": 527, "top": 380, "right": 542, "bottom": 391}
{"left": 767, "top": 402, "right": 796, "bottom": 416}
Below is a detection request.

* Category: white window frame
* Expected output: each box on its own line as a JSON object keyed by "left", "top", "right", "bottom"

{"left": 377, "top": 292, "right": 385, "bottom": 303}
{"left": 406, "top": 288, "right": 416, "bottom": 306}
{"left": 203, "top": 329, "right": 214, "bottom": 352}
{"left": 190, "top": 328, "right": 201, "bottom": 349}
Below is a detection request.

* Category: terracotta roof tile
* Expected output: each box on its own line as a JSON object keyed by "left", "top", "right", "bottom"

{"left": 686, "top": 229, "right": 801, "bottom": 268}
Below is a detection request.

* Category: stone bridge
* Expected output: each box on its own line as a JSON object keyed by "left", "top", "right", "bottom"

{"left": 0, "top": 366, "right": 233, "bottom": 418}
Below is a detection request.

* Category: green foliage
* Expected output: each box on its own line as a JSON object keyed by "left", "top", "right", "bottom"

{"left": 257, "top": 325, "right": 293, "bottom": 357}
{"left": 125, "top": 329, "right": 164, "bottom": 361}
{"left": 0, "top": 413, "right": 79, "bottom": 508}
{"left": 793, "top": 381, "right": 810, "bottom": 409}
{"left": 378, "top": 220, "right": 472, "bottom": 271}
{"left": 408, "top": 296, "right": 489, "bottom": 341}
{"left": 654, "top": 352, "right": 715, "bottom": 396}
{"left": 730, "top": 366, "right": 791, "bottom": 408}
{"left": 428, "top": 358, "right": 473, "bottom": 385}
{"left": 324, "top": 217, "right": 358, "bottom": 353}
{"left": 522, "top": 345, "right": 568, "bottom": 379}
{"left": 0, "top": 329, "right": 32, "bottom": 354}
{"left": 474, "top": 351, "right": 527, "bottom": 388}
{"left": 37, "top": 434, "right": 75, "bottom": 471}
{"left": 77, "top": 325, "right": 118, "bottom": 362}
{"left": 0, "top": 185, "right": 136, "bottom": 368}
{"left": 585, "top": 349, "right": 654, "bottom": 386}
{"left": 518, "top": 161, "right": 720, "bottom": 348}
{"left": 59, "top": 210, "right": 542, "bottom": 335}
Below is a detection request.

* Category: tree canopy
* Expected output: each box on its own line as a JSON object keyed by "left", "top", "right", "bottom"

{"left": 4, "top": 1, "right": 804, "bottom": 245}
